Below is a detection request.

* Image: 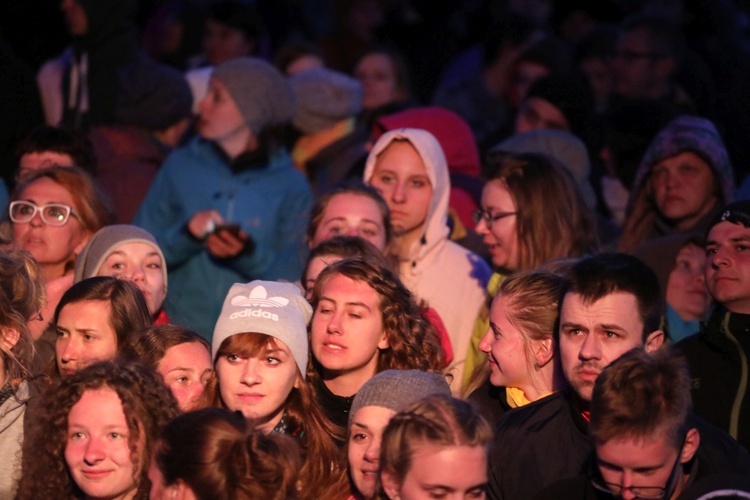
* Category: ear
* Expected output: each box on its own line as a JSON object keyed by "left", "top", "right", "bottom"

{"left": 380, "top": 469, "right": 401, "bottom": 500}
{"left": 644, "top": 330, "right": 664, "bottom": 353}
{"left": 377, "top": 329, "right": 390, "bottom": 350}
{"left": 293, "top": 372, "right": 303, "bottom": 390}
{"left": 533, "top": 338, "right": 554, "bottom": 367}
{"left": 680, "top": 428, "right": 700, "bottom": 464}
{"left": 1, "top": 327, "right": 20, "bottom": 351}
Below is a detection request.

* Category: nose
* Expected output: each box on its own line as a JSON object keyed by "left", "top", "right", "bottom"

{"left": 130, "top": 264, "right": 146, "bottom": 283}
{"left": 619, "top": 472, "right": 637, "bottom": 500}
{"left": 198, "top": 94, "right": 211, "bottom": 116}
{"left": 478, "top": 328, "right": 493, "bottom": 354}
{"left": 475, "top": 216, "right": 489, "bottom": 235}
{"left": 240, "top": 359, "right": 261, "bottom": 385}
{"left": 391, "top": 181, "right": 406, "bottom": 204}
{"left": 326, "top": 311, "right": 342, "bottom": 335}
{"left": 184, "top": 381, "right": 205, "bottom": 408}
{"left": 29, "top": 210, "right": 44, "bottom": 227}
{"left": 363, "top": 436, "right": 381, "bottom": 463}
{"left": 579, "top": 333, "right": 601, "bottom": 361}
{"left": 83, "top": 437, "right": 105, "bottom": 465}
{"left": 709, "top": 246, "right": 730, "bottom": 269}
{"left": 59, "top": 337, "right": 79, "bottom": 362}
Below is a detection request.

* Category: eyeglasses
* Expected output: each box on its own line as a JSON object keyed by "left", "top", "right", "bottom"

{"left": 472, "top": 209, "right": 517, "bottom": 227}
{"left": 610, "top": 49, "right": 668, "bottom": 63}
{"left": 9, "top": 201, "right": 78, "bottom": 226}
{"left": 590, "top": 435, "right": 686, "bottom": 499}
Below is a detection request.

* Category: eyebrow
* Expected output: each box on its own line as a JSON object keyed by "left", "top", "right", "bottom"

{"left": 319, "top": 297, "right": 373, "bottom": 311}
{"left": 107, "top": 249, "right": 160, "bottom": 258}
{"left": 166, "top": 367, "right": 194, "bottom": 374}
{"left": 351, "top": 422, "right": 371, "bottom": 432}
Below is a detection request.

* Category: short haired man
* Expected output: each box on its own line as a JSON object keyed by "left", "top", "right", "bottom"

{"left": 488, "top": 253, "right": 750, "bottom": 500}
{"left": 537, "top": 349, "right": 750, "bottom": 499}
{"left": 487, "top": 253, "right": 665, "bottom": 499}
{"left": 676, "top": 200, "right": 750, "bottom": 451}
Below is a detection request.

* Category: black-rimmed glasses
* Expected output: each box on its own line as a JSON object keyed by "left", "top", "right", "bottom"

{"left": 472, "top": 209, "right": 517, "bottom": 227}
{"left": 9, "top": 201, "right": 78, "bottom": 226}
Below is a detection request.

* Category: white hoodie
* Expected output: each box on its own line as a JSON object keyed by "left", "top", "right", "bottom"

{"left": 364, "top": 128, "right": 491, "bottom": 391}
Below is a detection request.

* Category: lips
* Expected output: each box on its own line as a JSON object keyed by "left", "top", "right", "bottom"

{"left": 322, "top": 342, "right": 346, "bottom": 353}
{"left": 81, "top": 469, "right": 112, "bottom": 480}
{"left": 236, "top": 393, "right": 264, "bottom": 404}
{"left": 575, "top": 369, "right": 600, "bottom": 382}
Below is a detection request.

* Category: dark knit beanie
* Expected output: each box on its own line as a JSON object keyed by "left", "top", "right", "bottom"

{"left": 349, "top": 370, "right": 450, "bottom": 427}
{"left": 525, "top": 74, "right": 595, "bottom": 138}
{"left": 707, "top": 200, "right": 750, "bottom": 236}
{"left": 115, "top": 59, "right": 193, "bottom": 131}
{"left": 212, "top": 57, "right": 296, "bottom": 135}
{"left": 289, "top": 67, "right": 363, "bottom": 134}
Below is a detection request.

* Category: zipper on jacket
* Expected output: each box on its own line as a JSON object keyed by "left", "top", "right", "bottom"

{"left": 721, "top": 312, "right": 748, "bottom": 440}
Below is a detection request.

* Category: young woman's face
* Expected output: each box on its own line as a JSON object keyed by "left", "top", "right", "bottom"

{"left": 304, "top": 254, "right": 342, "bottom": 300}
{"left": 312, "top": 193, "right": 388, "bottom": 251}
{"left": 157, "top": 341, "right": 213, "bottom": 412}
{"left": 355, "top": 52, "right": 403, "bottom": 110}
{"left": 348, "top": 405, "right": 396, "bottom": 498}
{"left": 475, "top": 179, "right": 519, "bottom": 270}
{"left": 11, "top": 178, "right": 89, "bottom": 280}
{"left": 478, "top": 295, "right": 531, "bottom": 389}
{"left": 650, "top": 151, "right": 718, "bottom": 229}
{"left": 369, "top": 141, "right": 433, "bottom": 240}
{"left": 215, "top": 335, "right": 300, "bottom": 432}
{"left": 65, "top": 388, "right": 139, "bottom": 500}
{"left": 198, "top": 77, "right": 248, "bottom": 145}
{"left": 666, "top": 243, "right": 710, "bottom": 321}
{"left": 98, "top": 242, "right": 166, "bottom": 317}
{"left": 56, "top": 300, "right": 117, "bottom": 377}
{"left": 311, "top": 273, "right": 388, "bottom": 385}
{"left": 385, "top": 444, "right": 488, "bottom": 500}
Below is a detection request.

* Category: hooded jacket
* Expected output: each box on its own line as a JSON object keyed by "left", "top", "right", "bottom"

{"left": 364, "top": 128, "right": 491, "bottom": 390}
{"left": 619, "top": 116, "right": 735, "bottom": 253}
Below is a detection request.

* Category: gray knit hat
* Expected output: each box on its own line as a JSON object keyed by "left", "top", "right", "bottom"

{"left": 212, "top": 57, "right": 296, "bottom": 135}
{"left": 74, "top": 225, "right": 167, "bottom": 295}
{"left": 289, "top": 67, "right": 363, "bottom": 134}
{"left": 349, "top": 369, "right": 450, "bottom": 427}
{"left": 212, "top": 281, "right": 312, "bottom": 376}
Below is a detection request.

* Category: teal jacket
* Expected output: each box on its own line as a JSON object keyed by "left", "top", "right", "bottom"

{"left": 134, "top": 138, "right": 311, "bottom": 339}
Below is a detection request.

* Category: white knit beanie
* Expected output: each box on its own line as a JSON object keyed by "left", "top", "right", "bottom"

{"left": 212, "top": 281, "right": 312, "bottom": 376}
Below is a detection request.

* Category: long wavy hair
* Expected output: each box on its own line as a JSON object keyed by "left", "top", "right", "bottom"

{"left": 153, "top": 407, "right": 302, "bottom": 500}
{"left": 16, "top": 361, "right": 180, "bottom": 499}
{"left": 309, "top": 257, "right": 444, "bottom": 375}
{"left": 203, "top": 333, "right": 349, "bottom": 500}
{"left": 0, "top": 247, "right": 45, "bottom": 391}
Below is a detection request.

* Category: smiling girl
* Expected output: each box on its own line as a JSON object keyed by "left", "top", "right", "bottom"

{"left": 16, "top": 361, "right": 179, "bottom": 500}
{"left": 207, "top": 280, "right": 347, "bottom": 499}
{"left": 309, "top": 257, "right": 443, "bottom": 432}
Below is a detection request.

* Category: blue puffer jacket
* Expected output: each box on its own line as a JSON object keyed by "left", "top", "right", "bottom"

{"left": 134, "top": 138, "right": 312, "bottom": 338}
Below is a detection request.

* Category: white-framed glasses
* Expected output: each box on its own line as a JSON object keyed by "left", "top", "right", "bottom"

{"left": 9, "top": 201, "right": 78, "bottom": 226}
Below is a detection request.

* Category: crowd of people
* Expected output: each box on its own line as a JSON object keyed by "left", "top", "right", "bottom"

{"left": 1, "top": 0, "right": 750, "bottom": 499}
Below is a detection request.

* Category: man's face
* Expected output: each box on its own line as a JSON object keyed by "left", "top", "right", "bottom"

{"left": 559, "top": 292, "right": 662, "bottom": 402}
{"left": 611, "top": 28, "right": 670, "bottom": 99}
{"left": 705, "top": 221, "right": 750, "bottom": 314}
{"left": 595, "top": 428, "right": 699, "bottom": 500}
{"left": 595, "top": 433, "right": 689, "bottom": 500}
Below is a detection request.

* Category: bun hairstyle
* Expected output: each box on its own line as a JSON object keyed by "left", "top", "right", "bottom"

{"left": 153, "top": 408, "right": 302, "bottom": 500}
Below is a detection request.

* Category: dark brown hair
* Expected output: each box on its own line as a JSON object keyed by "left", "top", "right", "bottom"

{"left": 16, "top": 361, "right": 180, "bottom": 499}
{"left": 54, "top": 277, "right": 152, "bottom": 352}
{"left": 483, "top": 152, "right": 598, "bottom": 271}
{"left": 119, "top": 324, "right": 209, "bottom": 371}
{"left": 153, "top": 407, "right": 301, "bottom": 500}
{"left": 590, "top": 348, "right": 691, "bottom": 448}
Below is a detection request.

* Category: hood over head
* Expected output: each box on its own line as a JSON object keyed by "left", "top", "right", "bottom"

{"left": 363, "top": 128, "right": 451, "bottom": 257}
